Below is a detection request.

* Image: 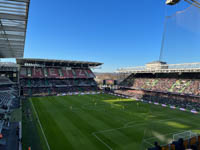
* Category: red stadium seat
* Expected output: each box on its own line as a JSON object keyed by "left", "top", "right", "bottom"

{"left": 20, "top": 67, "right": 27, "bottom": 77}
{"left": 86, "top": 69, "right": 95, "bottom": 78}
{"left": 32, "top": 68, "right": 44, "bottom": 78}
{"left": 62, "top": 69, "right": 74, "bottom": 78}
{"left": 48, "top": 68, "right": 59, "bottom": 78}
{"left": 74, "top": 69, "right": 87, "bottom": 78}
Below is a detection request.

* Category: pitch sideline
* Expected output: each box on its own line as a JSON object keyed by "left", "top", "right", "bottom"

{"left": 31, "top": 100, "right": 51, "bottom": 150}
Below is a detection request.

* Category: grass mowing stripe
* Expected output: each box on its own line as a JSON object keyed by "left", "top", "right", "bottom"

{"left": 22, "top": 98, "right": 48, "bottom": 150}
{"left": 31, "top": 99, "right": 51, "bottom": 150}
{"left": 28, "top": 94, "right": 200, "bottom": 150}
{"left": 34, "top": 99, "right": 75, "bottom": 150}
{"left": 56, "top": 96, "right": 117, "bottom": 149}
{"left": 36, "top": 96, "right": 101, "bottom": 150}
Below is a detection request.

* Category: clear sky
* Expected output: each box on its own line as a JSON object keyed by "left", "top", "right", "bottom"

{"left": 23, "top": 0, "right": 200, "bottom": 72}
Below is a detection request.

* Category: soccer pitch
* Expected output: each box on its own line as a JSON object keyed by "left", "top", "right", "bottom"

{"left": 26, "top": 94, "right": 200, "bottom": 150}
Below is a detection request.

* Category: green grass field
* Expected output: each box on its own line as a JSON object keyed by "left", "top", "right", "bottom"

{"left": 25, "top": 94, "right": 200, "bottom": 150}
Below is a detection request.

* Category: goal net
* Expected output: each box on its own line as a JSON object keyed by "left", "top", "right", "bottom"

{"left": 173, "top": 131, "right": 198, "bottom": 141}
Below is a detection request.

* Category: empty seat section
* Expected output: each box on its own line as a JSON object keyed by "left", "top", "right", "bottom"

{"left": 72, "top": 69, "right": 76, "bottom": 78}
{"left": 32, "top": 68, "right": 44, "bottom": 78}
{"left": 27, "top": 68, "right": 32, "bottom": 77}
{"left": 48, "top": 68, "right": 59, "bottom": 78}
{"left": 75, "top": 69, "right": 87, "bottom": 78}
{"left": 20, "top": 67, "right": 27, "bottom": 78}
{"left": 86, "top": 69, "right": 95, "bottom": 78}
{"left": 44, "top": 68, "right": 48, "bottom": 77}
{"left": 62, "top": 69, "right": 74, "bottom": 78}
{"left": 58, "top": 68, "right": 63, "bottom": 77}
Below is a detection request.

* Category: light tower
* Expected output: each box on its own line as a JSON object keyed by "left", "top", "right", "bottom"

{"left": 165, "top": 0, "right": 200, "bottom": 7}
{"left": 166, "top": 0, "right": 181, "bottom": 5}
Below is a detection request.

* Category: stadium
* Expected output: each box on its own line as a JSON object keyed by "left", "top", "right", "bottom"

{"left": 0, "top": 0, "right": 200, "bottom": 150}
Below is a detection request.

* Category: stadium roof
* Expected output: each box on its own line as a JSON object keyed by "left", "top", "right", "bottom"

{"left": 0, "top": 0, "right": 30, "bottom": 58}
{"left": 117, "top": 62, "right": 200, "bottom": 74}
{"left": 0, "top": 62, "right": 18, "bottom": 67}
{"left": 16, "top": 58, "right": 103, "bottom": 67}
{"left": 146, "top": 61, "right": 167, "bottom": 65}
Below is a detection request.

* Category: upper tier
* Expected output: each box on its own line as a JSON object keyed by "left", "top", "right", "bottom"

{"left": 20, "top": 67, "right": 95, "bottom": 79}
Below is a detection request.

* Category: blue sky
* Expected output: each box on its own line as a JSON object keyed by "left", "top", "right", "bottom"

{"left": 22, "top": 0, "right": 199, "bottom": 72}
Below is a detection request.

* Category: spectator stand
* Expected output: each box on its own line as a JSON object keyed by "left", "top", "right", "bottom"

{"left": 17, "top": 58, "right": 102, "bottom": 97}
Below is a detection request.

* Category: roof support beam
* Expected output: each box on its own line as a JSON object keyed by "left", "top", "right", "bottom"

{"left": 0, "top": 26, "right": 25, "bottom": 32}
{"left": 0, "top": 1, "right": 26, "bottom": 7}
{"left": 0, "top": 13, "right": 26, "bottom": 21}
{"left": 0, "top": 39, "right": 24, "bottom": 44}
{"left": 4, "top": 0, "right": 30, "bottom": 3}
{"left": 0, "top": 45, "right": 24, "bottom": 49}
{"left": 0, "top": 33, "right": 24, "bottom": 39}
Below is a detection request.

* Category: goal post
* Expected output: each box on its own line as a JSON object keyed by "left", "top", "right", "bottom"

{"left": 173, "top": 131, "right": 198, "bottom": 141}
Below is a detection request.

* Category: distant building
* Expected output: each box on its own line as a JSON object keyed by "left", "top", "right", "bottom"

{"left": 146, "top": 61, "right": 168, "bottom": 70}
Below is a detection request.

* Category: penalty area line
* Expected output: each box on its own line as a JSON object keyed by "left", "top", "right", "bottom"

{"left": 92, "top": 118, "right": 177, "bottom": 150}
{"left": 31, "top": 100, "right": 51, "bottom": 150}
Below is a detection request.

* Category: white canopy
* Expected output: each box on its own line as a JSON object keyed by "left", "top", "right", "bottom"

{"left": 0, "top": 0, "right": 30, "bottom": 58}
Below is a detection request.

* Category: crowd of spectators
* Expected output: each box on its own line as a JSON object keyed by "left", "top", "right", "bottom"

{"left": 115, "top": 89, "right": 200, "bottom": 111}
{"left": 120, "top": 78, "right": 200, "bottom": 96}
{"left": 143, "top": 94, "right": 200, "bottom": 111}
{"left": 149, "top": 136, "right": 200, "bottom": 150}
{"left": 21, "top": 78, "right": 98, "bottom": 96}
{"left": 20, "top": 79, "right": 97, "bottom": 87}
{"left": 23, "top": 86, "right": 99, "bottom": 96}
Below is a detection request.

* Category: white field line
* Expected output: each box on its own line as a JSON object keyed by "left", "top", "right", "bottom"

{"left": 92, "top": 132, "right": 113, "bottom": 150}
{"left": 140, "top": 128, "right": 149, "bottom": 149}
{"left": 31, "top": 100, "right": 51, "bottom": 150}
{"left": 124, "top": 121, "right": 147, "bottom": 128}
{"left": 92, "top": 118, "right": 176, "bottom": 150}
{"left": 123, "top": 114, "right": 167, "bottom": 128}
{"left": 143, "top": 139, "right": 154, "bottom": 147}
{"left": 94, "top": 118, "right": 176, "bottom": 134}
